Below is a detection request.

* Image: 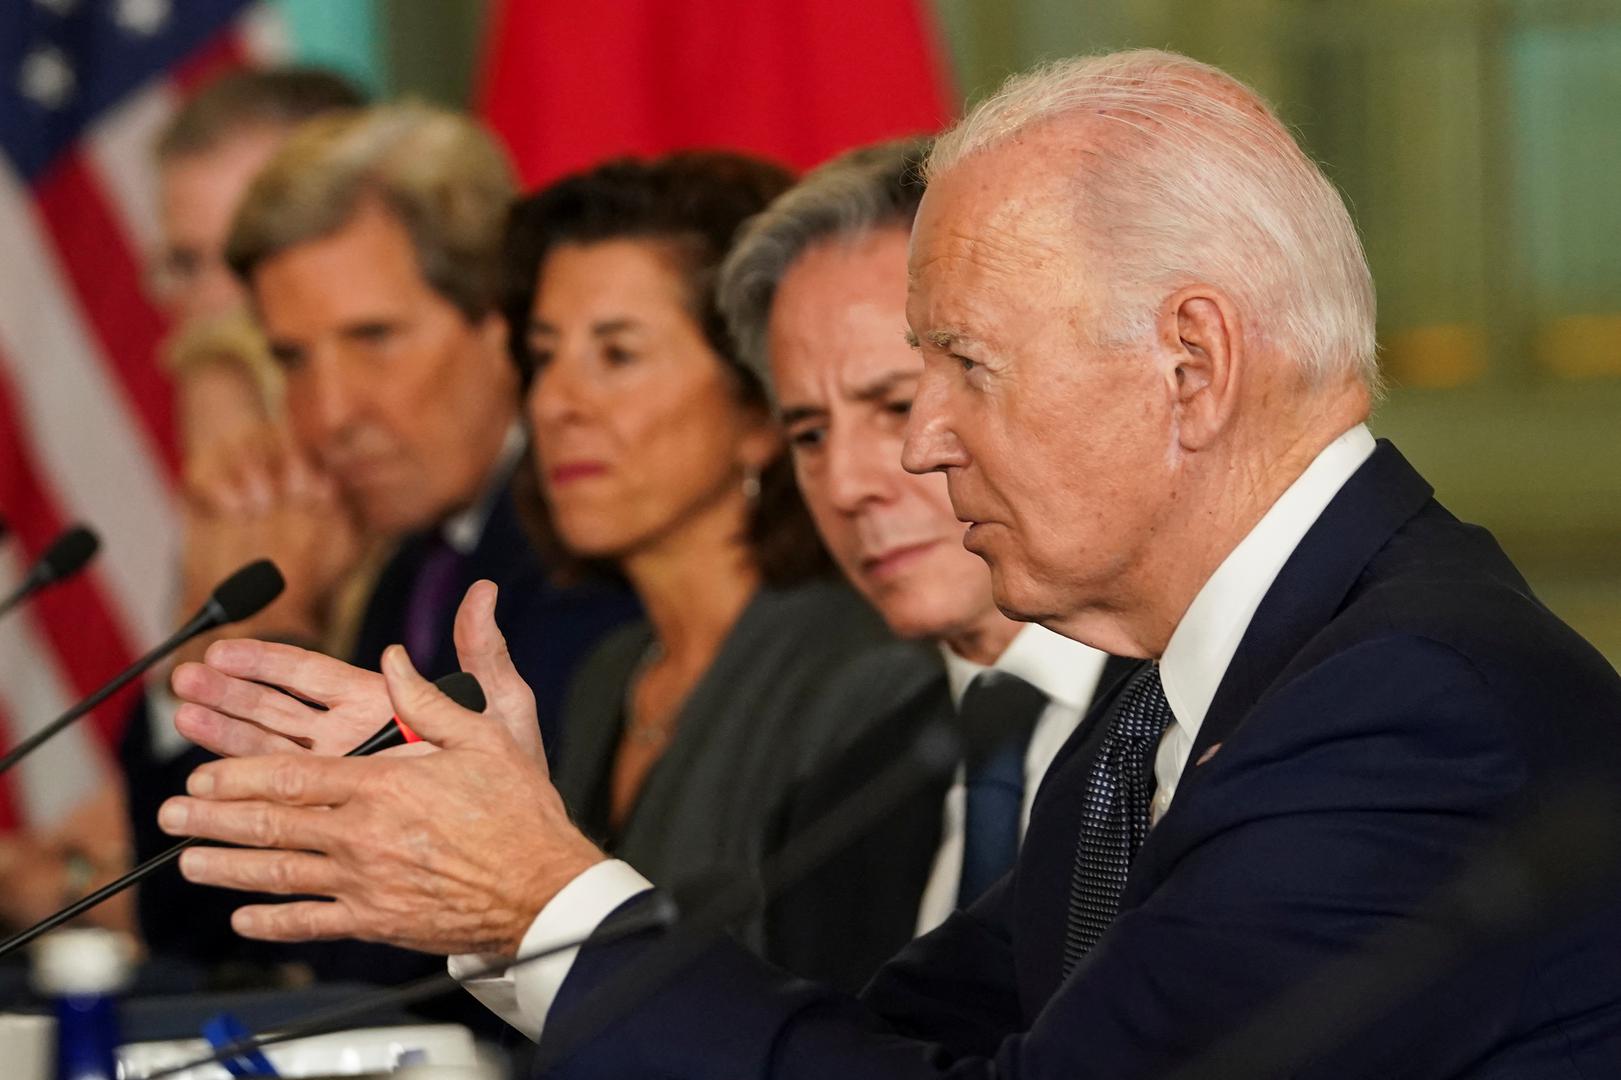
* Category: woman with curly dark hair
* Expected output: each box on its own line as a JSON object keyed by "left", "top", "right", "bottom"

{"left": 503, "top": 151, "right": 894, "bottom": 947}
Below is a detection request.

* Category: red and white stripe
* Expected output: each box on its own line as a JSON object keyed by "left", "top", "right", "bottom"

{"left": 0, "top": 5, "right": 286, "bottom": 830}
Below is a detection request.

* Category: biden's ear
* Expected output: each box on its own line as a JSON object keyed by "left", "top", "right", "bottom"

{"left": 1161, "top": 286, "right": 1243, "bottom": 452}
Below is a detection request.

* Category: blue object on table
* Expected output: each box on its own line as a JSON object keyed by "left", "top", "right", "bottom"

{"left": 55, "top": 991, "right": 121, "bottom": 1080}
{"left": 202, "top": 1011, "right": 279, "bottom": 1077}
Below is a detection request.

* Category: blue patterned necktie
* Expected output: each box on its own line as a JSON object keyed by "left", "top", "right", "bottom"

{"left": 1063, "top": 663, "right": 1175, "bottom": 975}
{"left": 956, "top": 670, "right": 1048, "bottom": 907}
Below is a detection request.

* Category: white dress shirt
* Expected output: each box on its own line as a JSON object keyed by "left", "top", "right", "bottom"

{"left": 454, "top": 422, "right": 1378, "bottom": 1040}
{"left": 1152, "top": 422, "right": 1375, "bottom": 821}
{"left": 914, "top": 623, "right": 1108, "bottom": 935}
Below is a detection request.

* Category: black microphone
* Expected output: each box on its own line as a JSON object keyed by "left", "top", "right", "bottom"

{"left": 134, "top": 716, "right": 962, "bottom": 1080}
{"left": 0, "top": 524, "right": 100, "bottom": 620}
{"left": 0, "top": 670, "right": 487, "bottom": 961}
{"left": 0, "top": 559, "right": 285, "bottom": 776}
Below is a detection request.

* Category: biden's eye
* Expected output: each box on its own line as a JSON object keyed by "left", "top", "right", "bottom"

{"left": 951, "top": 353, "right": 979, "bottom": 374}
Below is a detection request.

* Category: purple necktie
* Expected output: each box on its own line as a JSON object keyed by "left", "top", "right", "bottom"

{"left": 403, "top": 539, "right": 464, "bottom": 668}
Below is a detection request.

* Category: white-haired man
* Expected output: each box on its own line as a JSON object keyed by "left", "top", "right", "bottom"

{"left": 158, "top": 50, "right": 1621, "bottom": 1077}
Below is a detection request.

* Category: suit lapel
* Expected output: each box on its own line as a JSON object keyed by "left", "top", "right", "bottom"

{"left": 1124, "top": 443, "right": 1436, "bottom": 907}
{"left": 1093, "top": 654, "right": 1142, "bottom": 711}
{"left": 1183, "top": 442, "right": 1434, "bottom": 773}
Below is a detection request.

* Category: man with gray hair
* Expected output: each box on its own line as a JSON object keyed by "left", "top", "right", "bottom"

{"left": 159, "top": 49, "right": 1621, "bottom": 1076}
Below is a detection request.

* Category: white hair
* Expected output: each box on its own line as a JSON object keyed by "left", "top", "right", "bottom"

{"left": 927, "top": 49, "right": 1379, "bottom": 391}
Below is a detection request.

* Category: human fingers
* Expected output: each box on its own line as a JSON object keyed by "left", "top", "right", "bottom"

{"left": 275, "top": 426, "right": 317, "bottom": 500}
{"left": 158, "top": 794, "right": 345, "bottom": 854}
{"left": 380, "top": 646, "right": 498, "bottom": 752}
{"left": 214, "top": 432, "right": 282, "bottom": 516}
{"left": 202, "top": 639, "right": 386, "bottom": 706}
{"left": 178, "top": 846, "right": 345, "bottom": 898}
{"left": 451, "top": 581, "right": 544, "bottom": 759}
{"left": 231, "top": 899, "right": 359, "bottom": 942}
{"left": 173, "top": 702, "right": 310, "bottom": 758}
{"left": 184, "top": 753, "right": 372, "bottom": 805}
{"left": 172, "top": 661, "right": 326, "bottom": 738}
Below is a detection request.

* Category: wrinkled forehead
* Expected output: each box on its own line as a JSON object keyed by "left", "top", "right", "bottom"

{"left": 907, "top": 138, "right": 1081, "bottom": 311}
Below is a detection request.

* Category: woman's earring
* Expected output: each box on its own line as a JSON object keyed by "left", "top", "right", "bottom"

{"left": 741, "top": 465, "right": 762, "bottom": 502}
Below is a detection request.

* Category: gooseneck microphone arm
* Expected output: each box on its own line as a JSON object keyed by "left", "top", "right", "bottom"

{"left": 0, "top": 671, "right": 487, "bottom": 962}
{"left": 0, "top": 559, "right": 284, "bottom": 777}
{"left": 0, "top": 524, "right": 100, "bottom": 621}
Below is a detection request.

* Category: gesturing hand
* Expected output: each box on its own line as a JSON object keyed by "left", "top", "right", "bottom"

{"left": 171, "top": 580, "right": 546, "bottom": 764}
{"left": 159, "top": 645, "right": 603, "bottom": 956}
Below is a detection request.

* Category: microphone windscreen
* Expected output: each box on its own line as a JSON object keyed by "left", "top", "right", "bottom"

{"left": 40, "top": 525, "right": 99, "bottom": 584}
{"left": 435, "top": 670, "right": 486, "bottom": 714}
{"left": 210, "top": 559, "right": 286, "bottom": 624}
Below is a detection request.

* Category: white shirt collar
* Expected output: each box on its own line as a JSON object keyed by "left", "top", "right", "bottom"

{"left": 1158, "top": 423, "right": 1376, "bottom": 743}
{"left": 441, "top": 425, "right": 526, "bottom": 555}
{"left": 940, "top": 621, "right": 1108, "bottom": 711}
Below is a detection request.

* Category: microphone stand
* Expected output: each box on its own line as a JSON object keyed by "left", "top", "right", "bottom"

{"left": 0, "top": 591, "right": 241, "bottom": 777}
{"left": 0, "top": 673, "right": 485, "bottom": 959}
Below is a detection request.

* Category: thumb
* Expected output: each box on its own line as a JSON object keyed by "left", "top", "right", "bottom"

{"left": 452, "top": 581, "right": 542, "bottom": 744}
{"left": 380, "top": 645, "right": 492, "bottom": 751}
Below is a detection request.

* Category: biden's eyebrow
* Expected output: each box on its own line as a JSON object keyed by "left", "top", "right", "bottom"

{"left": 909, "top": 326, "right": 978, "bottom": 352}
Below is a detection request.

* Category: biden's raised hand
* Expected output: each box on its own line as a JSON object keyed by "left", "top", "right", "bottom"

{"left": 160, "top": 645, "right": 603, "bottom": 956}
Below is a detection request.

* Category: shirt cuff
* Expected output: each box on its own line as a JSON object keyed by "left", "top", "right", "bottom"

{"left": 449, "top": 859, "right": 653, "bottom": 1041}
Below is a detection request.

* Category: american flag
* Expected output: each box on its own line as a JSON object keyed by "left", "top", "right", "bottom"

{"left": 0, "top": 0, "right": 282, "bottom": 831}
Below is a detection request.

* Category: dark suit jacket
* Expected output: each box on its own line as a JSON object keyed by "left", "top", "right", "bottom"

{"left": 536, "top": 441, "right": 1621, "bottom": 1079}
{"left": 767, "top": 647, "right": 1138, "bottom": 995}
{"left": 126, "top": 473, "right": 638, "bottom": 990}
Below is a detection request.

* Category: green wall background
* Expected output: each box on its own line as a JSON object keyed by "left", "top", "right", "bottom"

{"left": 276, "top": 0, "right": 1621, "bottom": 662}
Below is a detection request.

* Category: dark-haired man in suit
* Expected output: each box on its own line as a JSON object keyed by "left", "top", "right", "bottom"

{"left": 157, "top": 49, "right": 1621, "bottom": 1078}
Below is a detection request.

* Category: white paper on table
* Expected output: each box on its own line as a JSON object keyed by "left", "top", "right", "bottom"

{"left": 115, "top": 1021, "right": 478, "bottom": 1078}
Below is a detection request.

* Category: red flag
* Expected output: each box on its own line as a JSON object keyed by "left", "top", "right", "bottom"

{"left": 478, "top": 0, "right": 956, "bottom": 186}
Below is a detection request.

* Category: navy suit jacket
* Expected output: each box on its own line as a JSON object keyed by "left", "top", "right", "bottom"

{"left": 536, "top": 441, "right": 1621, "bottom": 1079}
